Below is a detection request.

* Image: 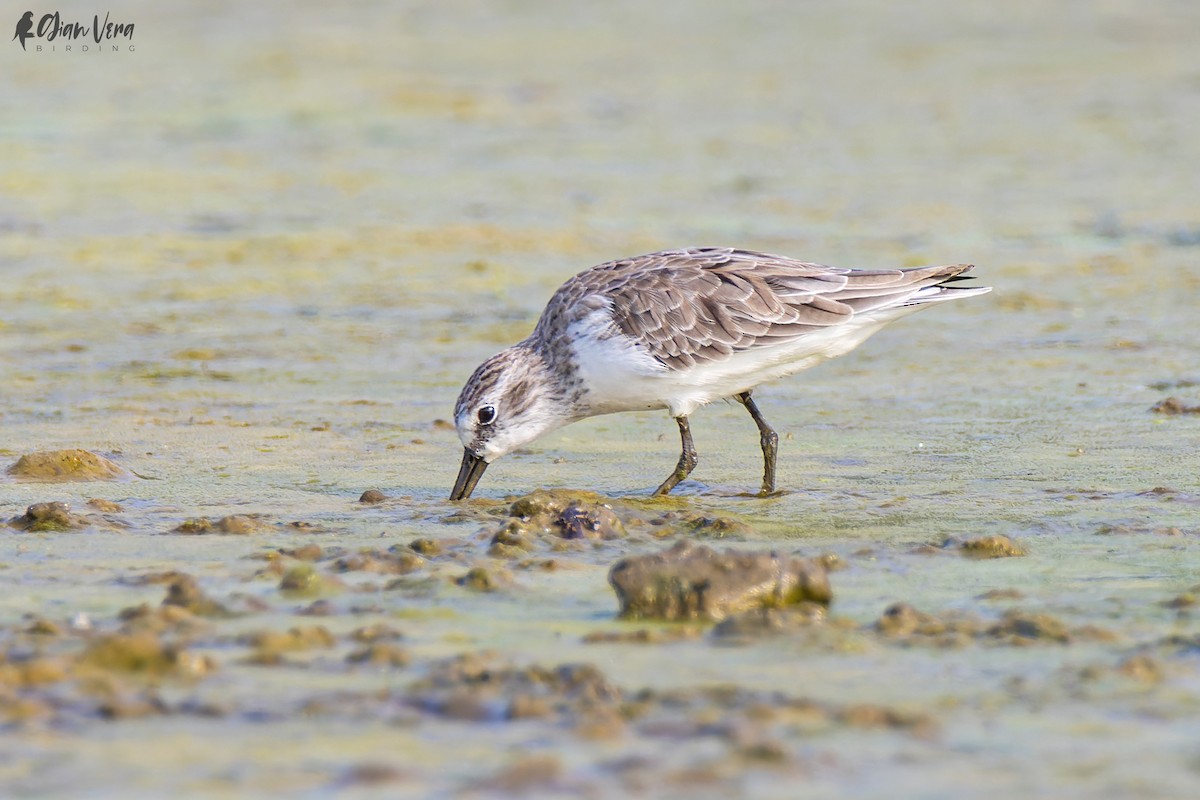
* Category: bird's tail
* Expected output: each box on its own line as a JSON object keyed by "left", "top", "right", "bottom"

{"left": 900, "top": 264, "right": 991, "bottom": 307}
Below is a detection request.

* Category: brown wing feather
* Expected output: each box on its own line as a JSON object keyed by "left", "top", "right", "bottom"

{"left": 542, "top": 247, "right": 976, "bottom": 370}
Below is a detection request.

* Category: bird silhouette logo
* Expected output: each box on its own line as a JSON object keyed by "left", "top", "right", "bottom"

{"left": 12, "top": 11, "right": 34, "bottom": 50}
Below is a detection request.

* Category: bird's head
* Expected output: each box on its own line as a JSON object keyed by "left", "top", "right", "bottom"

{"left": 449, "top": 344, "right": 573, "bottom": 500}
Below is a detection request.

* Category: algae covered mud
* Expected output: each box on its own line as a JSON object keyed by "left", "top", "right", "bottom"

{"left": 3, "top": 1, "right": 1200, "bottom": 796}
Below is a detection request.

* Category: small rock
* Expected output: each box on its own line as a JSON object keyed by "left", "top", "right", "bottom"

{"left": 1117, "top": 654, "right": 1163, "bottom": 683}
{"left": 876, "top": 603, "right": 935, "bottom": 638}
{"left": 347, "top": 643, "right": 411, "bottom": 668}
{"left": 174, "top": 514, "right": 268, "bottom": 535}
{"left": 86, "top": 498, "right": 123, "bottom": 512}
{"left": 162, "top": 575, "right": 231, "bottom": 618}
{"left": 977, "top": 589, "right": 1025, "bottom": 601}
{"left": 25, "top": 618, "right": 64, "bottom": 637}
{"left": 986, "top": 610, "right": 1070, "bottom": 644}
{"left": 958, "top": 535, "right": 1027, "bottom": 559}
{"left": 455, "top": 566, "right": 514, "bottom": 592}
{"left": 480, "top": 755, "right": 562, "bottom": 794}
{"left": 409, "top": 538, "right": 444, "bottom": 557}
{"left": 1162, "top": 593, "right": 1197, "bottom": 610}
{"left": 8, "top": 501, "right": 88, "bottom": 532}
{"left": 240, "top": 625, "right": 336, "bottom": 655}
{"left": 608, "top": 540, "right": 831, "bottom": 622}
{"left": 349, "top": 623, "right": 404, "bottom": 643}
{"left": 334, "top": 550, "right": 424, "bottom": 575}
{"left": 359, "top": 489, "right": 387, "bottom": 504}
{"left": 555, "top": 504, "right": 625, "bottom": 540}
{"left": 78, "top": 632, "right": 214, "bottom": 678}
{"left": 279, "top": 564, "right": 340, "bottom": 597}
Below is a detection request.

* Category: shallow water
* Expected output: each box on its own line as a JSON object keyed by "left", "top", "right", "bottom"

{"left": 3, "top": 1, "right": 1200, "bottom": 796}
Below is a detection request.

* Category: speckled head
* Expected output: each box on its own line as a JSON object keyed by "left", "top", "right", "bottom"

{"left": 449, "top": 342, "right": 574, "bottom": 500}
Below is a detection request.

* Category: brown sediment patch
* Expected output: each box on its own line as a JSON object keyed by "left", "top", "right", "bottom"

{"left": 474, "top": 755, "right": 564, "bottom": 794}
{"left": 608, "top": 540, "right": 831, "bottom": 622}
{"left": 348, "top": 623, "right": 404, "bottom": 643}
{"left": 1150, "top": 396, "right": 1200, "bottom": 415}
{"left": 333, "top": 549, "right": 426, "bottom": 575}
{"left": 977, "top": 588, "right": 1025, "bottom": 601}
{"left": 874, "top": 603, "right": 1114, "bottom": 648}
{"left": 583, "top": 626, "right": 704, "bottom": 644}
{"left": 173, "top": 514, "right": 270, "bottom": 535}
{"left": 405, "top": 650, "right": 622, "bottom": 726}
{"left": 6, "top": 449, "right": 129, "bottom": 482}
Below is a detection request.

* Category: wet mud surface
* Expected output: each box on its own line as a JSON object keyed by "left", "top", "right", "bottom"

{"left": 4, "top": 1, "right": 1200, "bottom": 797}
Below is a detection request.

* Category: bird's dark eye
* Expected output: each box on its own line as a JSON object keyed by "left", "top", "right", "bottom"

{"left": 477, "top": 405, "right": 496, "bottom": 425}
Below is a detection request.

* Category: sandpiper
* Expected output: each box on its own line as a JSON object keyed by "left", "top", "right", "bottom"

{"left": 450, "top": 247, "right": 989, "bottom": 500}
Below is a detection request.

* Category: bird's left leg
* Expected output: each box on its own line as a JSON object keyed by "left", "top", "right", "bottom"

{"left": 653, "top": 415, "right": 699, "bottom": 495}
{"left": 736, "top": 392, "right": 778, "bottom": 496}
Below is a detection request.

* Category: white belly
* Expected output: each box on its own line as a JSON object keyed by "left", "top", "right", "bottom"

{"left": 568, "top": 309, "right": 908, "bottom": 418}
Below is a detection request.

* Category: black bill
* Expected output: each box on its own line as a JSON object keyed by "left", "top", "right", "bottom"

{"left": 450, "top": 448, "right": 488, "bottom": 501}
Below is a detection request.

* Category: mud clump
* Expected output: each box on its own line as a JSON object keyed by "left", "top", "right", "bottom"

{"left": 8, "top": 501, "right": 89, "bottom": 532}
{"left": 608, "top": 540, "right": 832, "bottom": 622}
{"left": 477, "top": 756, "right": 564, "bottom": 794}
{"left": 279, "top": 564, "right": 342, "bottom": 597}
{"left": 409, "top": 538, "right": 446, "bottom": 557}
{"left": 875, "top": 603, "right": 979, "bottom": 647}
{"left": 677, "top": 513, "right": 753, "bottom": 538}
{"left": 712, "top": 604, "right": 827, "bottom": 640}
{"left": 874, "top": 603, "right": 1109, "bottom": 648}
{"left": 505, "top": 490, "right": 626, "bottom": 540}
{"left": 954, "top": 535, "right": 1027, "bottom": 558}
{"left": 1150, "top": 396, "right": 1200, "bottom": 415}
{"left": 1116, "top": 654, "right": 1163, "bottom": 684}
{"left": 406, "top": 651, "right": 622, "bottom": 730}
{"left": 6, "top": 449, "right": 128, "bottom": 482}
{"left": 162, "top": 575, "right": 232, "bottom": 618}
{"left": 77, "top": 632, "right": 214, "bottom": 679}
{"left": 455, "top": 566, "right": 515, "bottom": 592}
{"left": 240, "top": 626, "right": 337, "bottom": 662}
{"left": 174, "top": 514, "right": 269, "bottom": 535}
{"left": 347, "top": 643, "right": 412, "bottom": 668}
{"left": 985, "top": 610, "right": 1071, "bottom": 644}
{"left": 334, "top": 549, "right": 425, "bottom": 575}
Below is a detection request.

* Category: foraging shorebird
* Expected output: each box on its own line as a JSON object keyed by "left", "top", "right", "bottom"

{"left": 450, "top": 247, "right": 989, "bottom": 499}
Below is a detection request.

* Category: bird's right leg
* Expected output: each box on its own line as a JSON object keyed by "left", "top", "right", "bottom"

{"left": 653, "top": 415, "right": 698, "bottom": 495}
{"left": 736, "top": 391, "right": 779, "bottom": 496}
